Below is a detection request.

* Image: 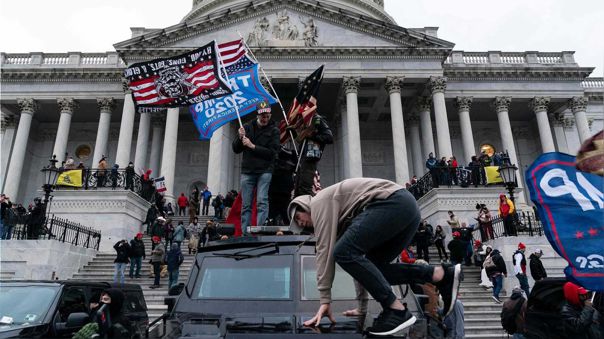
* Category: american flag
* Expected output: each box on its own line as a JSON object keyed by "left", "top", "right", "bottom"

{"left": 124, "top": 41, "right": 232, "bottom": 108}
{"left": 218, "top": 39, "right": 256, "bottom": 75}
{"left": 279, "top": 65, "right": 324, "bottom": 144}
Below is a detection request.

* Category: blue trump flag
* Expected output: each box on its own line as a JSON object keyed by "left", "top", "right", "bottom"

{"left": 189, "top": 64, "right": 276, "bottom": 140}
{"left": 525, "top": 152, "right": 604, "bottom": 291}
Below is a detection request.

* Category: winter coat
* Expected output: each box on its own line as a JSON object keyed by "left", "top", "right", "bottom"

{"left": 150, "top": 221, "right": 164, "bottom": 237}
{"left": 415, "top": 224, "right": 433, "bottom": 246}
{"left": 232, "top": 119, "right": 280, "bottom": 174}
{"left": 447, "top": 238, "right": 467, "bottom": 263}
{"left": 561, "top": 282, "right": 601, "bottom": 339}
{"left": 101, "top": 288, "right": 135, "bottom": 338}
{"left": 400, "top": 249, "right": 416, "bottom": 264}
{"left": 426, "top": 157, "right": 438, "bottom": 169}
{"left": 173, "top": 224, "right": 186, "bottom": 242}
{"left": 177, "top": 195, "right": 188, "bottom": 208}
{"left": 498, "top": 194, "right": 515, "bottom": 216}
{"left": 129, "top": 238, "right": 146, "bottom": 258}
{"left": 113, "top": 241, "right": 130, "bottom": 264}
{"left": 485, "top": 249, "right": 508, "bottom": 277}
{"left": 200, "top": 225, "right": 222, "bottom": 244}
{"left": 166, "top": 243, "right": 184, "bottom": 272}
{"left": 150, "top": 241, "right": 165, "bottom": 263}
{"left": 529, "top": 254, "right": 547, "bottom": 281}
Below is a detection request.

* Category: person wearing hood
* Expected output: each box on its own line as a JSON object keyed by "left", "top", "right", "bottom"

{"left": 484, "top": 247, "right": 507, "bottom": 303}
{"left": 232, "top": 101, "right": 280, "bottom": 233}
{"left": 499, "top": 194, "right": 516, "bottom": 236}
{"left": 129, "top": 233, "right": 145, "bottom": 279}
{"left": 561, "top": 282, "right": 602, "bottom": 339}
{"left": 166, "top": 243, "right": 185, "bottom": 289}
{"left": 425, "top": 152, "right": 440, "bottom": 188}
{"left": 529, "top": 248, "right": 547, "bottom": 282}
{"left": 287, "top": 178, "right": 462, "bottom": 336}
{"left": 98, "top": 288, "right": 135, "bottom": 338}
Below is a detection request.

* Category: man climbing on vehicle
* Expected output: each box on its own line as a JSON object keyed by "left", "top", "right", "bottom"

{"left": 288, "top": 177, "right": 462, "bottom": 336}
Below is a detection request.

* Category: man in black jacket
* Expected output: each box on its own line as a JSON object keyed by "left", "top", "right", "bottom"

{"left": 232, "top": 101, "right": 280, "bottom": 234}
{"left": 113, "top": 240, "right": 131, "bottom": 284}
{"left": 129, "top": 233, "right": 146, "bottom": 278}
{"left": 291, "top": 113, "right": 333, "bottom": 197}
{"left": 484, "top": 248, "right": 507, "bottom": 303}
{"left": 529, "top": 248, "right": 547, "bottom": 282}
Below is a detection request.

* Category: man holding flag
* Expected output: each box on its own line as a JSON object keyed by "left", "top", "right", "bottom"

{"left": 232, "top": 100, "right": 280, "bottom": 234}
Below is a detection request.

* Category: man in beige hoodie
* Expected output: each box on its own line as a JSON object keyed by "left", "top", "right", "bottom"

{"left": 288, "top": 178, "right": 462, "bottom": 336}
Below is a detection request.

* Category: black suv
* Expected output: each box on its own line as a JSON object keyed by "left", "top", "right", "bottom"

{"left": 160, "top": 236, "right": 436, "bottom": 338}
{"left": 0, "top": 281, "right": 148, "bottom": 338}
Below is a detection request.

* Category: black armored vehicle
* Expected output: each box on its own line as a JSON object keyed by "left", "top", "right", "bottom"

{"left": 160, "top": 235, "right": 441, "bottom": 338}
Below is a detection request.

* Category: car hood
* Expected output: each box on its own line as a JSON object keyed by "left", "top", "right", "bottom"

{"left": 0, "top": 323, "right": 48, "bottom": 339}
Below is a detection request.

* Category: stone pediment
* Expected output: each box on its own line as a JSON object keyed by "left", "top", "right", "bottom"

{"left": 114, "top": 0, "right": 453, "bottom": 61}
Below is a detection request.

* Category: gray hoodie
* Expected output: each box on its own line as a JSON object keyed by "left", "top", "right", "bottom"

{"left": 288, "top": 177, "right": 403, "bottom": 304}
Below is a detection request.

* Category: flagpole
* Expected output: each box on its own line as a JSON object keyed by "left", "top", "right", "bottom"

{"left": 215, "top": 40, "right": 244, "bottom": 129}
{"left": 237, "top": 31, "right": 299, "bottom": 155}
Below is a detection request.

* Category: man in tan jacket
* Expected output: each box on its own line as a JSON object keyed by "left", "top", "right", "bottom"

{"left": 288, "top": 178, "right": 462, "bottom": 336}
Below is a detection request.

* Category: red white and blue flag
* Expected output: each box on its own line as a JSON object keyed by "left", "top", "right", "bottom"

{"left": 526, "top": 152, "right": 604, "bottom": 291}
{"left": 124, "top": 41, "right": 232, "bottom": 108}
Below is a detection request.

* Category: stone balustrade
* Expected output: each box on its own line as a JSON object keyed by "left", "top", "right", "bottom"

{"left": 1, "top": 52, "right": 125, "bottom": 67}
{"left": 445, "top": 50, "right": 575, "bottom": 66}
{"left": 582, "top": 77, "right": 604, "bottom": 88}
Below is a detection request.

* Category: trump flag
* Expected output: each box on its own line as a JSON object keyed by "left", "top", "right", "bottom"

{"left": 189, "top": 64, "right": 276, "bottom": 140}
{"left": 525, "top": 152, "right": 604, "bottom": 291}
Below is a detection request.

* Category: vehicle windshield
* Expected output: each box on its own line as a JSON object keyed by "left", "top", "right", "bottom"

{"left": 0, "top": 285, "right": 60, "bottom": 325}
{"left": 301, "top": 256, "right": 403, "bottom": 301}
{"left": 194, "top": 255, "right": 292, "bottom": 299}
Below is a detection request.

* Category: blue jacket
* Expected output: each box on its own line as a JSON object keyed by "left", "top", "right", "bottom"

{"left": 166, "top": 244, "right": 184, "bottom": 272}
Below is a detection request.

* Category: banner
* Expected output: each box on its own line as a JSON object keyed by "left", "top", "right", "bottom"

{"left": 189, "top": 64, "right": 276, "bottom": 140}
{"left": 123, "top": 41, "right": 232, "bottom": 108}
{"left": 525, "top": 152, "right": 604, "bottom": 291}
{"left": 56, "top": 170, "right": 83, "bottom": 187}
{"left": 485, "top": 166, "right": 503, "bottom": 184}
{"left": 154, "top": 176, "right": 167, "bottom": 193}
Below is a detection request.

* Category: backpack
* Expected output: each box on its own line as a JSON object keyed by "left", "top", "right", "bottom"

{"left": 483, "top": 254, "right": 496, "bottom": 269}
{"left": 501, "top": 295, "right": 525, "bottom": 334}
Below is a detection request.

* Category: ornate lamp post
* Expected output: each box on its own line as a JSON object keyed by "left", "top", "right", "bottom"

{"left": 40, "top": 155, "right": 60, "bottom": 213}
{"left": 497, "top": 163, "right": 519, "bottom": 203}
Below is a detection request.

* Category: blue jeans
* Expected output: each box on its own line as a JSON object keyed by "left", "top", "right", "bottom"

{"left": 114, "top": 263, "right": 126, "bottom": 284}
{"left": 169, "top": 270, "right": 180, "bottom": 289}
{"left": 240, "top": 172, "right": 272, "bottom": 233}
{"left": 129, "top": 256, "right": 142, "bottom": 277}
{"left": 516, "top": 273, "right": 530, "bottom": 296}
{"left": 332, "top": 190, "right": 434, "bottom": 309}
{"left": 492, "top": 274, "right": 503, "bottom": 298}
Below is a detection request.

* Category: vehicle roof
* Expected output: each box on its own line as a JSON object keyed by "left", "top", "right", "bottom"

{"left": 199, "top": 235, "right": 315, "bottom": 253}
{"left": 0, "top": 280, "right": 143, "bottom": 290}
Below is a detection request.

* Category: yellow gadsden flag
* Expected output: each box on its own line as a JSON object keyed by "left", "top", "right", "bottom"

{"left": 485, "top": 166, "right": 503, "bottom": 184}
{"left": 56, "top": 170, "right": 83, "bottom": 187}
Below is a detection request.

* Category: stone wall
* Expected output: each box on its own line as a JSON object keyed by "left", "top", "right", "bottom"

{"left": 0, "top": 240, "right": 96, "bottom": 280}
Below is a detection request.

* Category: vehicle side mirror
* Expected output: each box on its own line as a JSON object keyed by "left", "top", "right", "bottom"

{"left": 66, "top": 312, "right": 90, "bottom": 328}
{"left": 164, "top": 297, "right": 176, "bottom": 313}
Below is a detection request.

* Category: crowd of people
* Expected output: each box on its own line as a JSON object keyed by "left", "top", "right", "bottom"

{"left": 0, "top": 193, "right": 47, "bottom": 240}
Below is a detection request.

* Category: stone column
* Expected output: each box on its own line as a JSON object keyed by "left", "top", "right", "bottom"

{"left": 530, "top": 97, "right": 555, "bottom": 153}
{"left": 456, "top": 96, "right": 476, "bottom": 163}
{"left": 343, "top": 76, "right": 363, "bottom": 178}
{"left": 494, "top": 97, "right": 520, "bottom": 167}
{"left": 207, "top": 124, "right": 231, "bottom": 197}
{"left": 417, "top": 97, "right": 435, "bottom": 160}
{"left": 115, "top": 85, "right": 136, "bottom": 167}
{"left": 92, "top": 98, "right": 115, "bottom": 167}
{"left": 148, "top": 113, "right": 165, "bottom": 177}
{"left": 1, "top": 113, "right": 18, "bottom": 192}
{"left": 429, "top": 76, "right": 453, "bottom": 158}
{"left": 570, "top": 96, "right": 590, "bottom": 143}
{"left": 160, "top": 108, "right": 179, "bottom": 202}
{"left": 133, "top": 111, "right": 151, "bottom": 171}
{"left": 4, "top": 99, "right": 37, "bottom": 200}
{"left": 385, "top": 76, "right": 409, "bottom": 184}
{"left": 53, "top": 98, "right": 78, "bottom": 163}
{"left": 407, "top": 113, "right": 423, "bottom": 177}
{"left": 494, "top": 96, "right": 525, "bottom": 202}
{"left": 338, "top": 103, "right": 349, "bottom": 179}
{"left": 549, "top": 113, "right": 569, "bottom": 154}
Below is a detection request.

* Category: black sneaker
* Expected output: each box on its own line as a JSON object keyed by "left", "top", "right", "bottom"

{"left": 435, "top": 263, "right": 463, "bottom": 317}
{"left": 366, "top": 308, "right": 417, "bottom": 336}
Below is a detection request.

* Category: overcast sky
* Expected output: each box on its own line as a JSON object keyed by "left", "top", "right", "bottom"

{"left": 1, "top": 0, "right": 602, "bottom": 76}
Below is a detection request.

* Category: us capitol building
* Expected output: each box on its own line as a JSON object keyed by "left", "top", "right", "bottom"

{"left": 1, "top": 0, "right": 603, "bottom": 209}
